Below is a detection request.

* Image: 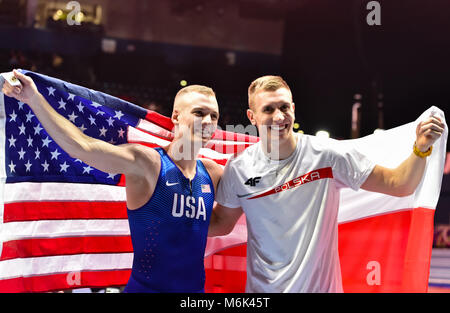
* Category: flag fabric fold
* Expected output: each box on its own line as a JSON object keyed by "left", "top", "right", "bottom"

{"left": 0, "top": 71, "right": 447, "bottom": 293}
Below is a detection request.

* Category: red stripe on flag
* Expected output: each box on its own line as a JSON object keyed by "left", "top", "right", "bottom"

{"left": 211, "top": 129, "right": 259, "bottom": 143}
{"left": 135, "top": 124, "right": 174, "bottom": 141}
{"left": 127, "top": 141, "right": 159, "bottom": 149}
{"left": 401, "top": 207, "right": 435, "bottom": 292}
{"left": 145, "top": 110, "right": 174, "bottom": 131}
{"left": 0, "top": 236, "right": 133, "bottom": 261}
{"left": 205, "top": 142, "right": 252, "bottom": 155}
{"left": 118, "top": 174, "right": 126, "bottom": 186}
{"left": 248, "top": 167, "right": 333, "bottom": 200}
{"left": 338, "top": 207, "right": 434, "bottom": 292}
{"left": 0, "top": 269, "right": 132, "bottom": 293}
{"left": 3, "top": 201, "right": 128, "bottom": 223}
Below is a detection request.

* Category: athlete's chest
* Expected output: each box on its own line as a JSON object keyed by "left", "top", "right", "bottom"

{"left": 161, "top": 164, "right": 214, "bottom": 222}
{"left": 234, "top": 154, "right": 333, "bottom": 201}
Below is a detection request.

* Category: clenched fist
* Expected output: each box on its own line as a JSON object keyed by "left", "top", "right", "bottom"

{"left": 2, "top": 70, "right": 40, "bottom": 104}
{"left": 415, "top": 116, "right": 445, "bottom": 152}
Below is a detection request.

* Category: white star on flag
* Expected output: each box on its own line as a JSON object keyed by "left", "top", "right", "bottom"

{"left": 25, "top": 111, "right": 34, "bottom": 123}
{"left": 106, "top": 116, "right": 115, "bottom": 127}
{"left": 9, "top": 110, "right": 17, "bottom": 122}
{"left": 50, "top": 149, "right": 61, "bottom": 160}
{"left": 47, "top": 86, "right": 56, "bottom": 96}
{"left": 18, "top": 147, "right": 26, "bottom": 160}
{"left": 18, "top": 123, "right": 26, "bottom": 135}
{"left": 41, "top": 160, "right": 50, "bottom": 172}
{"left": 59, "top": 162, "right": 70, "bottom": 172}
{"left": 8, "top": 135, "right": 16, "bottom": 147}
{"left": 33, "top": 124, "right": 43, "bottom": 135}
{"left": 83, "top": 165, "right": 93, "bottom": 174}
{"left": 99, "top": 126, "right": 107, "bottom": 137}
{"left": 58, "top": 99, "right": 66, "bottom": 110}
{"left": 26, "top": 135, "right": 33, "bottom": 147}
{"left": 76, "top": 102, "right": 84, "bottom": 113}
{"left": 8, "top": 160, "right": 16, "bottom": 173}
{"left": 68, "top": 111, "right": 78, "bottom": 123}
{"left": 24, "top": 160, "right": 32, "bottom": 172}
{"left": 42, "top": 136, "right": 52, "bottom": 148}
{"left": 78, "top": 124, "right": 87, "bottom": 133}
{"left": 88, "top": 115, "right": 96, "bottom": 125}
{"left": 34, "top": 147, "right": 41, "bottom": 159}
{"left": 114, "top": 110, "right": 124, "bottom": 120}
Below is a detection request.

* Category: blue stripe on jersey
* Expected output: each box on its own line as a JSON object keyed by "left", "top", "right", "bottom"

{"left": 123, "top": 147, "right": 215, "bottom": 293}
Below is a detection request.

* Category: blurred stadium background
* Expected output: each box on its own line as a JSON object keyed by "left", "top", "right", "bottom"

{"left": 0, "top": 0, "right": 449, "bottom": 292}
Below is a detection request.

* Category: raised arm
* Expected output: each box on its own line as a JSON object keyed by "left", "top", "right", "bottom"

{"left": 2, "top": 70, "right": 157, "bottom": 177}
{"left": 361, "top": 115, "right": 445, "bottom": 197}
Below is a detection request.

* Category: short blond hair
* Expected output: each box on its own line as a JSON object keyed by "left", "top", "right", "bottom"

{"left": 175, "top": 85, "right": 215, "bottom": 100}
{"left": 173, "top": 84, "right": 216, "bottom": 112}
{"left": 248, "top": 75, "right": 291, "bottom": 109}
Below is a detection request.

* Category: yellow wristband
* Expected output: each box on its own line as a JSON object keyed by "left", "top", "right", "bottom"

{"left": 413, "top": 143, "right": 432, "bottom": 158}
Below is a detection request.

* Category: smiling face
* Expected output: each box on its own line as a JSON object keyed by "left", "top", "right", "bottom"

{"left": 246, "top": 76, "right": 297, "bottom": 159}
{"left": 247, "top": 87, "right": 295, "bottom": 142}
{"left": 172, "top": 87, "right": 219, "bottom": 146}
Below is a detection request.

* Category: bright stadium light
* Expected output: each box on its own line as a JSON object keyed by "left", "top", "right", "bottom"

{"left": 315, "top": 130, "right": 330, "bottom": 138}
{"left": 53, "top": 9, "right": 63, "bottom": 21}
{"left": 180, "top": 80, "right": 187, "bottom": 87}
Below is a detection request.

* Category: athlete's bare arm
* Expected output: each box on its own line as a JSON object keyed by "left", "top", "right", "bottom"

{"left": 199, "top": 158, "right": 243, "bottom": 237}
{"left": 2, "top": 70, "right": 160, "bottom": 210}
{"left": 361, "top": 116, "right": 445, "bottom": 197}
{"left": 208, "top": 203, "right": 243, "bottom": 237}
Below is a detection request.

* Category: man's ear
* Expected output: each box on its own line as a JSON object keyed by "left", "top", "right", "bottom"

{"left": 171, "top": 109, "right": 179, "bottom": 125}
{"left": 291, "top": 102, "right": 295, "bottom": 112}
{"left": 247, "top": 109, "right": 256, "bottom": 125}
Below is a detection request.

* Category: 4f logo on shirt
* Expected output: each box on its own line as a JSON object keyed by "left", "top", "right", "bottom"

{"left": 245, "top": 176, "right": 261, "bottom": 187}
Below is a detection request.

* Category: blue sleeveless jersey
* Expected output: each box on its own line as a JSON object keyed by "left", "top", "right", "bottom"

{"left": 123, "top": 148, "right": 214, "bottom": 293}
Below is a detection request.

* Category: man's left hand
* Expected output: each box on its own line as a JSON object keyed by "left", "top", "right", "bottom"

{"left": 415, "top": 116, "right": 445, "bottom": 152}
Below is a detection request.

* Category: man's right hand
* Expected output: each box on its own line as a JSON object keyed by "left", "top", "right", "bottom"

{"left": 2, "top": 70, "right": 40, "bottom": 104}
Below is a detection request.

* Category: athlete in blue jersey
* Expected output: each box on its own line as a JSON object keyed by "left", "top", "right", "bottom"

{"left": 123, "top": 146, "right": 216, "bottom": 292}
{"left": 3, "top": 71, "right": 223, "bottom": 292}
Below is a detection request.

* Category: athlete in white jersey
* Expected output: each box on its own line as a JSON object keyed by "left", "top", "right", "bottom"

{"left": 208, "top": 75, "right": 445, "bottom": 293}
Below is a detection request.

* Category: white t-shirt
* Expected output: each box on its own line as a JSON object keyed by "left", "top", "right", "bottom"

{"left": 216, "top": 133, "right": 375, "bottom": 293}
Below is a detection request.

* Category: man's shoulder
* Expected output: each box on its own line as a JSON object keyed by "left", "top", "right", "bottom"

{"left": 199, "top": 157, "right": 223, "bottom": 177}
{"left": 301, "top": 134, "right": 343, "bottom": 156}
{"left": 120, "top": 144, "right": 162, "bottom": 176}
{"left": 225, "top": 142, "right": 260, "bottom": 168}
{"left": 133, "top": 144, "right": 162, "bottom": 162}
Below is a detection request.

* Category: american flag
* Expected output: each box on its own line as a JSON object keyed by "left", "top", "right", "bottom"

{"left": 0, "top": 70, "right": 256, "bottom": 292}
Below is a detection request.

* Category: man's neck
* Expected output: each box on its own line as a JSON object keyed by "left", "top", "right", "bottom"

{"left": 261, "top": 133, "right": 298, "bottom": 160}
{"left": 165, "top": 138, "right": 201, "bottom": 179}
